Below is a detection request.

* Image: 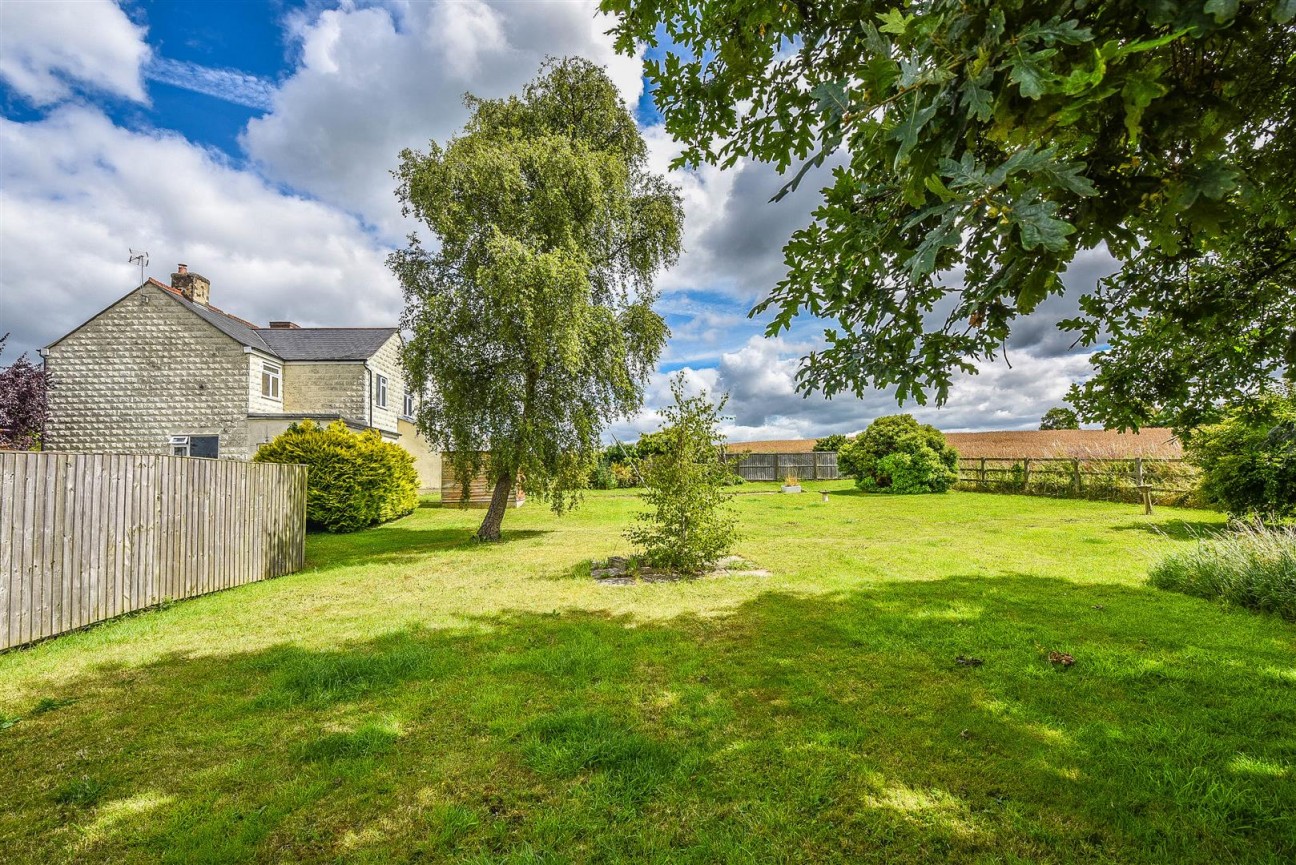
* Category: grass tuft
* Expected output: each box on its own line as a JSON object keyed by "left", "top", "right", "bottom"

{"left": 519, "top": 709, "right": 678, "bottom": 799}
{"left": 1149, "top": 522, "right": 1296, "bottom": 620}
{"left": 54, "top": 776, "right": 108, "bottom": 808}
{"left": 296, "top": 721, "right": 400, "bottom": 762}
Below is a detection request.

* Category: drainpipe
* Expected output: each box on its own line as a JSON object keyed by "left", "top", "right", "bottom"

{"left": 366, "top": 364, "right": 373, "bottom": 429}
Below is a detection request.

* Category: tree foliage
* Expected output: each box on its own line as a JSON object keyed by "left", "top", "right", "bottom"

{"left": 389, "top": 58, "right": 684, "bottom": 540}
{"left": 1185, "top": 389, "right": 1296, "bottom": 519}
{"left": 1040, "top": 406, "right": 1081, "bottom": 430}
{"left": 627, "top": 375, "right": 738, "bottom": 573}
{"left": 813, "top": 433, "right": 850, "bottom": 452}
{"left": 254, "top": 420, "right": 419, "bottom": 533}
{"left": 0, "top": 334, "right": 49, "bottom": 450}
{"left": 1068, "top": 226, "right": 1296, "bottom": 432}
{"left": 839, "top": 414, "right": 959, "bottom": 493}
{"left": 603, "top": 0, "right": 1296, "bottom": 415}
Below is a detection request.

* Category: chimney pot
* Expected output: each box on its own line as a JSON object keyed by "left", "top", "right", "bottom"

{"left": 176, "top": 263, "right": 188, "bottom": 274}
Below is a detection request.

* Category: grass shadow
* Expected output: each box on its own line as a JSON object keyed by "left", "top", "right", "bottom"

{"left": 1111, "top": 519, "right": 1227, "bottom": 541}
{"left": 3, "top": 575, "right": 1294, "bottom": 863}
{"left": 306, "top": 527, "right": 552, "bottom": 571}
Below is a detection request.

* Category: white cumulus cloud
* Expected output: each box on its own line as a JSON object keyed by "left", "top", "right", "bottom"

{"left": 0, "top": 107, "right": 397, "bottom": 359}
{"left": 0, "top": 0, "right": 150, "bottom": 106}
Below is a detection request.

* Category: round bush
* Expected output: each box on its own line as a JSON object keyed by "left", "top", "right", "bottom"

{"left": 254, "top": 420, "right": 419, "bottom": 532}
{"left": 844, "top": 415, "right": 958, "bottom": 493}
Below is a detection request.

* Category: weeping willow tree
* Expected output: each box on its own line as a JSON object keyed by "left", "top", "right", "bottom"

{"left": 389, "top": 58, "right": 683, "bottom": 541}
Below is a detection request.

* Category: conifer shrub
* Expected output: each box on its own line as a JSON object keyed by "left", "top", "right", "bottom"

{"left": 254, "top": 420, "right": 419, "bottom": 532}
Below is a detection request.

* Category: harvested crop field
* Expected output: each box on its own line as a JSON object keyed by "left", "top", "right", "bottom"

{"left": 731, "top": 428, "right": 1183, "bottom": 459}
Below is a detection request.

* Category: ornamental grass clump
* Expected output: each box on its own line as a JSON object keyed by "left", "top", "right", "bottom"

{"left": 626, "top": 375, "right": 737, "bottom": 575}
{"left": 254, "top": 420, "right": 419, "bottom": 533}
{"left": 1149, "top": 522, "right": 1296, "bottom": 621}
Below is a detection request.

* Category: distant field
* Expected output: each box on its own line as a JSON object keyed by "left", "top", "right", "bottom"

{"left": 732, "top": 428, "right": 1183, "bottom": 459}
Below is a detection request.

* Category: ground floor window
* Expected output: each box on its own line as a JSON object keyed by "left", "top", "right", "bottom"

{"left": 169, "top": 435, "right": 219, "bottom": 458}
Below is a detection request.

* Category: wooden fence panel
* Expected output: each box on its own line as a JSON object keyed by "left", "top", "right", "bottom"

{"left": 0, "top": 452, "right": 307, "bottom": 651}
{"left": 730, "top": 451, "right": 842, "bottom": 482}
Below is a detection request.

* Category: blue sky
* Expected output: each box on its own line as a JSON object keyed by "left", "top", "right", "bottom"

{"left": 0, "top": 0, "right": 1106, "bottom": 440}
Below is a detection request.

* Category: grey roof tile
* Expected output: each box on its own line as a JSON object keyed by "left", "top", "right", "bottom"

{"left": 154, "top": 282, "right": 396, "bottom": 360}
{"left": 256, "top": 328, "right": 397, "bottom": 361}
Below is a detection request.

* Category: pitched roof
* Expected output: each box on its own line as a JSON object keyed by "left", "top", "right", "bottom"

{"left": 256, "top": 327, "right": 398, "bottom": 361}
{"left": 148, "top": 278, "right": 396, "bottom": 361}
{"left": 151, "top": 280, "right": 275, "bottom": 353}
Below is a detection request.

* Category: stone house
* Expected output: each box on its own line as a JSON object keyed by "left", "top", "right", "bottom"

{"left": 40, "top": 265, "right": 440, "bottom": 491}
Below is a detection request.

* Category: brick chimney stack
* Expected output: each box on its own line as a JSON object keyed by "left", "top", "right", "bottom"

{"left": 171, "top": 263, "right": 210, "bottom": 306}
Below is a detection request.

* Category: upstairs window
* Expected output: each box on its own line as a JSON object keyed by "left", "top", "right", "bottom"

{"left": 261, "top": 361, "right": 281, "bottom": 400}
{"left": 376, "top": 374, "right": 388, "bottom": 408}
{"left": 403, "top": 392, "right": 415, "bottom": 418}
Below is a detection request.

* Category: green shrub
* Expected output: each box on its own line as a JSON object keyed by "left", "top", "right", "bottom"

{"left": 813, "top": 433, "right": 850, "bottom": 452}
{"left": 845, "top": 415, "right": 958, "bottom": 493}
{"left": 870, "top": 442, "right": 958, "bottom": 494}
{"left": 254, "top": 420, "right": 419, "bottom": 533}
{"left": 1149, "top": 523, "right": 1296, "bottom": 620}
{"left": 1185, "top": 389, "right": 1296, "bottom": 519}
{"left": 627, "top": 375, "right": 737, "bottom": 574}
{"left": 590, "top": 462, "right": 618, "bottom": 490}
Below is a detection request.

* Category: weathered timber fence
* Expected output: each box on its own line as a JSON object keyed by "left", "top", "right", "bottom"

{"left": 956, "top": 456, "right": 1200, "bottom": 507}
{"left": 1, "top": 452, "right": 307, "bottom": 651}
{"left": 730, "top": 451, "right": 840, "bottom": 482}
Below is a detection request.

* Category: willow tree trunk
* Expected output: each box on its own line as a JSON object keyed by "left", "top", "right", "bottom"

{"left": 476, "top": 472, "right": 516, "bottom": 541}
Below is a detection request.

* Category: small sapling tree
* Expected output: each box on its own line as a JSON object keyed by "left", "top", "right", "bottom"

{"left": 627, "top": 375, "right": 738, "bottom": 574}
{"left": 390, "top": 58, "right": 683, "bottom": 540}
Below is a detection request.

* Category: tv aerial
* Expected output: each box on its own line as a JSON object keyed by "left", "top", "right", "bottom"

{"left": 128, "top": 248, "right": 149, "bottom": 283}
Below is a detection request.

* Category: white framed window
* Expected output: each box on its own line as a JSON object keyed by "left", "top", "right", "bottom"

{"left": 170, "top": 435, "right": 219, "bottom": 458}
{"left": 376, "top": 374, "right": 388, "bottom": 408}
{"left": 403, "top": 391, "right": 415, "bottom": 418}
{"left": 261, "top": 361, "right": 281, "bottom": 400}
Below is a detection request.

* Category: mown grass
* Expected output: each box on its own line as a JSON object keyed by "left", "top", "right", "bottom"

{"left": 1, "top": 485, "right": 1293, "bottom": 863}
{"left": 1150, "top": 522, "right": 1296, "bottom": 621}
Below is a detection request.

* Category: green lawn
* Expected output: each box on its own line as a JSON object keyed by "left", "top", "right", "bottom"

{"left": 2, "top": 486, "right": 1293, "bottom": 864}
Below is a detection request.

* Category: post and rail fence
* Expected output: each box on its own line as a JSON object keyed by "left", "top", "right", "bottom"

{"left": 722, "top": 451, "right": 1198, "bottom": 508}
{"left": 1, "top": 452, "right": 307, "bottom": 651}
{"left": 954, "top": 455, "right": 1199, "bottom": 508}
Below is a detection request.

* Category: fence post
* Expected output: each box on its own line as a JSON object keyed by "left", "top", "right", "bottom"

{"left": 1134, "top": 457, "right": 1144, "bottom": 487}
{"left": 1071, "top": 459, "right": 1081, "bottom": 495}
{"left": 1022, "top": 458, "right": 1031, "bottom": 492}
{"left": 773, "top": 453, "right": 781, "bottom": 482}
{"left": 980, "top": 458, "right": 986, "bottom": 487}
